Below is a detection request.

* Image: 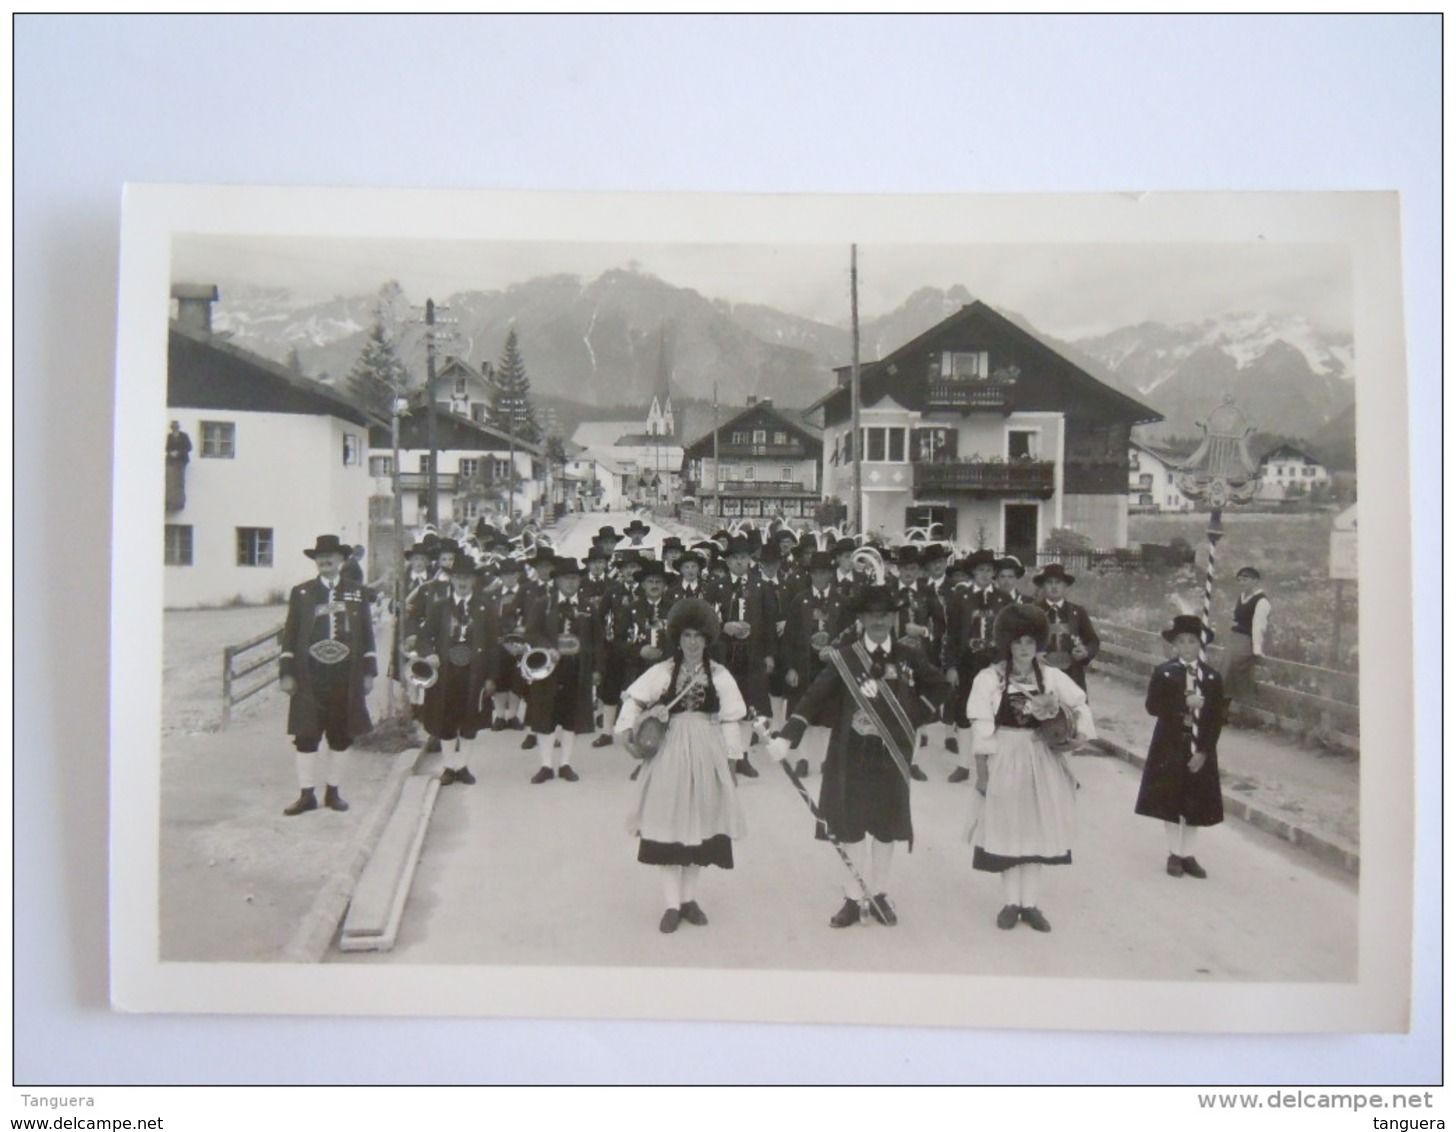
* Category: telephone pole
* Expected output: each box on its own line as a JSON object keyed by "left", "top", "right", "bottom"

{"left": 424, "top": 298, "right": 439, "bottom": 527}
{"left": 850, "top": 245, "right": 862, "bottom": 534}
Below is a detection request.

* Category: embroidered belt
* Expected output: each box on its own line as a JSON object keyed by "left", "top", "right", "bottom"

{"left": 308, "top": 640, "right": 351, "bottom": 665}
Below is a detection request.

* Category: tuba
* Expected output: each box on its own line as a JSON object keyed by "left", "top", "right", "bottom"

{"left": 406, "top": 654, "right": 440, "bottom": 705}
{"left": 519, "top": 646, "right": 560, "bottom": 683}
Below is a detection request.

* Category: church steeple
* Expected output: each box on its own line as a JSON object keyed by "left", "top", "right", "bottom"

{"left": 646, "top": 323, "right": 675, "bottom": 437}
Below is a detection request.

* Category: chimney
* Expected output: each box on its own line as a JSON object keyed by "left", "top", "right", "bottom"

{"left": 746, "top": 395, "right": 757, "bottom": 406}
{"left": 172, "top": 283, "right": 219, "bottom": 336}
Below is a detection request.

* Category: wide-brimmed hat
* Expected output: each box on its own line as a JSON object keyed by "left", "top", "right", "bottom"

{"left": 805, "top": 550, "right": 836, "bottom": 573}
{"left": 404, "top": 541, "right": 435, "bottom": 560}
{"left": 994, "top": 603, "right": 1051, "bottom": 652}
{"left": 585, "top": 545, "right": 611, "bottom": 563}
{"left": 529, "top": 547, "right": 557, "bottom": 565}
{"left": 1033, "top": 563, "right": 1076, "bottom": 587}
{"left": 552, "top": 556, "right": 582, "bottom": 577}
{"left": 920, "top": 543, "right": 951, "bottom": 563}
{"left": 757, "top": 540, "right": 782, "bottom": 564}
{"left": 676, "top": 550, "right": 707, "bottom": 571}
{"left": 853, "top": 584, "right": 899, "bottom": 615}
{"left": 624, "top": 519, "right": 651, "bottom": 537}
{"left": 304, "top": 534, "right": 350, "bottom": 560}
{"left": 596, "top": 526, "right": 621, "bottom": 542}
{"left": 666, "top": 597, "right": 721, "bottom": 646}
{"left": 833, "top": 538, "right": 858, "bottom": 555}
{"left": 434, "top": 538, "right": 462, "bottom": 557}
{"left": 1162, "top": 614, "right": 1213, "bottom": 644}
{"left": 966, "top": 549, "right": 996, "bottom": 572}
{"left": 725, "top": 535, "right": 755, "bottom": 558}
{"left": 895, "top": 545, "right": 922, "bottom": 567}
{"left": 993, "top": 555, "right": 1026, "bottom": 578}
{"left": 637, "top": 559, "right": 667, "bottom": 581}
{"left": 660, "top": 536, "right": 683, "bottom": 552}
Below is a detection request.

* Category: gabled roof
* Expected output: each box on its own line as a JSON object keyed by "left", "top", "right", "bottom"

{"left": 168, "top": 323, "right": 369, "bottom": 426}
{"left": 367, "top": 408, "right": 544, "bottom": 455}
{"left": 1130, "top": 438, "right": 1193, "bottom": 468}
{"left": 810, "top": 301, "right": 1161, "bottom": 427}
{"left": 1259, "top": 443, "right": 1322, "bottom": 465}
{"left": 681, "top": 401, "right": 824, "bottom": 459}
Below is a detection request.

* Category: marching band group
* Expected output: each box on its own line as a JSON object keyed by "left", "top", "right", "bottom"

{"left": 277, "top": 516, "right": 1231, "bottom": 937}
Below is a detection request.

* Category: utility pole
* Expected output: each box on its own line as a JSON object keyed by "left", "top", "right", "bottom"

{"left": 711, "top": 380, "right": 720, "bottom": 519}
{"left": 850, "top": 244, "right": 862, "bottom": 534}
{"left": 424, "top": 298, "right": 439, "bottom": 527}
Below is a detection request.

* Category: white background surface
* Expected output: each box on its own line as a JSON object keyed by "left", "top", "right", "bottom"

{"left": 14, "top": 14, "right": 1440, "bottom": 1085}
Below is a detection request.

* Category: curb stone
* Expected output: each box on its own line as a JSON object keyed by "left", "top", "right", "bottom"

{"left": 282, "top": 744, "right": 426, "bottom": 962}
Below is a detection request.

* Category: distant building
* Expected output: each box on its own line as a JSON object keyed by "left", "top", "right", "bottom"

{"left": 804, "top": 301, "right": 1161, "bottom": 558}
{"left": 366, "top": 410, "right": 545, "bottom": 529}
{"left": 681, "top": 397, "right": 823, "bottom": 520}
{"left": 1257, "top": 443, "right": 1331, "bottom": 501}
{"left": 1128, "top": 439, "right": 1197, "bottom": 512}
{"left": 165, "top": 285, "right": 373, "bottom": 607}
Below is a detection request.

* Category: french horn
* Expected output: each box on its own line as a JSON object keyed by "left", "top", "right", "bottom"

{"left": 406, "top": 654, "right": 440, "bottom": 705}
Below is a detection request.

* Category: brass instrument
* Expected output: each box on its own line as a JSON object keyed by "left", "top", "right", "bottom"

{"left": 406, "top": 654, "right": 440, "bottom": 705}
{"left": 519, "top": 646, "right": 560, "bottom": 683}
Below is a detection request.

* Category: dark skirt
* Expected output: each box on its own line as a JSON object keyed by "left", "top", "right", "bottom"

{"left": 637, "top": 834, "right": 734, "bottom": 868}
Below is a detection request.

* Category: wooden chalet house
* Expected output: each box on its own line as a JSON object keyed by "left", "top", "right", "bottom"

{"left": 1128, "top": 439, "right": 1197, "bottom": 512}
{"left": 681, "top": 397, "right": 824, "bottom": 520}
{"left": 1256, "top": 443, "right": 1331, "bottom": 502}
{"left": 805, "top": 301, "right": 1161, "bottom": 561}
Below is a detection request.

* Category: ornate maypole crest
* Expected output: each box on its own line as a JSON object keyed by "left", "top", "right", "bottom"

{"left": 1170, "top": 397, "right": 1264, "bottom": 757}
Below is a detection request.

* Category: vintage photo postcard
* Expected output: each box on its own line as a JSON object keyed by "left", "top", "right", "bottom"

{"left": 111, "top": 185, "right": 1411, "bottom": 1031}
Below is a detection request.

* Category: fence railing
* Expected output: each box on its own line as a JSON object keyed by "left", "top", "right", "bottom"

{"left": 1090, "top": 618, "right": 1359, "bottom": 752}
{"left": 222, "top": 623, "right": 285, "bottom": 726}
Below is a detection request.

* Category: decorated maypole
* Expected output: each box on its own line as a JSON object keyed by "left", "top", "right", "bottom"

{"left": 1172, "top": 397, "right": 1262, "bottom": 754}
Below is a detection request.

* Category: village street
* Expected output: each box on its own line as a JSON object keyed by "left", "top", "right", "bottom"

{"left": 318, "top": 510, "right": 1359, "bottom": 983}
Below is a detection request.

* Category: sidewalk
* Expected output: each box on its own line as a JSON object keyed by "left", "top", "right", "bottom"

{"left": 1084, "top": 669, "right": 1359, "bottom": 874}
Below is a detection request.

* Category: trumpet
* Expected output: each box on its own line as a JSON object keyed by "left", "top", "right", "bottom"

{"left": 406, "top": 653, "right": 440, "bottom": 705}
{"left": 519, "top": 646, "right": 560, "bottom": 683}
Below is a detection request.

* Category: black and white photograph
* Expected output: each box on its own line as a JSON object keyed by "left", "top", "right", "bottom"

{"left": 111, "top": 186, "right": 1409, "bottom": 1032}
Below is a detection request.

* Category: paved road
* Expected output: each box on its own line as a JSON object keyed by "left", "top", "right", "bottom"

{"left": 336, "top": 514, "right": 1357, "bottom": 980}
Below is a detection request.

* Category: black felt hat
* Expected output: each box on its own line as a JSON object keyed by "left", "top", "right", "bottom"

{"left": 1162, "top": 614, "right": 1213, "bottom": 644}
{"left": 993, "top": 555, "right": 1026, "bottom": 578}
{"left": 304, "top": 534, "right": 350, "bottom": 560}
{"left": 853, "top": 584, "right": 898, "bottom": 615}
{"left": 805, "top": 551, "right": 836, "bottom": 573}
{"left": 552, "top": 556, "right": 582, "bottom": 577}
{"left": 1033, "top": 563, "right": 1076, "bottom": 587}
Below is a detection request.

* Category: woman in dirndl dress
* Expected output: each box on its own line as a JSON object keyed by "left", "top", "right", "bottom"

{"left": 967, "top": 604, "right": 1096, "bottom": 934}
{"left": 616, "top": 597, "right": 748, "bottom": 934}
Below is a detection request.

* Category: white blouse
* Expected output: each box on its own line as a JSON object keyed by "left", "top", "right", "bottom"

{"left": 965, "top": 661, "right": 1097, "bottom": 757}
{"left": 615, "top": 659, "right": 749, "bottom": 734}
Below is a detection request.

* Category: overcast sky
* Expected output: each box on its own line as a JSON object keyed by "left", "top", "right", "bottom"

{"left": 174, "top": 233, "right": 1352, "bottom": 340}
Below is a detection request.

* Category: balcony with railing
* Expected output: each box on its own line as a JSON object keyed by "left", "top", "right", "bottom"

{"left": 912, "top": 459, "right": 1054, "bottom": 498}
{"left": 715, "top": 479, "right": 818, "bottom": 497}
{"left": 924, "top": 380, "right": 1013, "bottom": 413}
{"left": 716, "top": 442, "right": 806, "bottom": 458}
{"left": 397, "top": 472, "right": 460, "bottom": 492}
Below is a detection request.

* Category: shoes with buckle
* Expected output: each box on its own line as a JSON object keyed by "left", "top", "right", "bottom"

{"left": 1181, "top": 856, "right": 1207, "bottom": 879}
{"left": 438, "top": 768, "right": 458, "bottom": 786}
{"left": 793, "top": 758, "right": 810, "bottom": 778}
{"left": 996, "top": 904, "right": 1021, "bottom": 930}
{"left": 948, "top": 767, "right": 971, "bottom": 783}
{"left": 1166, "top": 853, "right": 1185, "bottom": 878}
{"left": 829, "top": 898, "right": 861, "bottom": 929}
{"left": 591, "top": 734, "right": 614, "bottom": 748}
{"left": 678, "top": 901, "right": 708, "bottom": 926}
{"left": 735, "top": 757, "right": 759, "bottom": 778}
{"left": 530, "top": 767, "right": 554, "bottom": 785}
{"left": 453, "top": 767, "right": 476, "bottom": 786}
{"left": 521, "top": 733, "right": 538, "bottom": 750}
{"left": 557, "top": 765, "right": 579, "bottom": 782}
{"left": 909, "top": 764, "right": 927, "bottom": 782}
{"left": 1019, "top": 906, "right": 1051, "bottom": 932}
{"left": 870, "top": 893, "right": 898, "bottom": 927}
{"left": 659, "top": 908, "right": 681, "bottom": 934}
{"left": 323, "top": 786, "right": 348, "bottom": 812}
{"left": 283, "top": 789, "right": 318, "bottom": 817}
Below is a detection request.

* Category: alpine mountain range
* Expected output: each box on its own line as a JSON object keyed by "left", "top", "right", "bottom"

{"left": 203, "top": 270, "right": 1356, "bottom": 448}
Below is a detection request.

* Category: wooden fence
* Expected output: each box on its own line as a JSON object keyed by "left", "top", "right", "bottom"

{"left": 1092, "top": 619, "right": 1360, "bottom": 752}
{"left": 221, "top": 623, "right": 285, "bottom": 726}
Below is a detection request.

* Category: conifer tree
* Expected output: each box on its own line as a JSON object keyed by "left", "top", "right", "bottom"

{"left": 490, "top": 327, "right": 541, "bottom": 444}
{"left": 347, "top": 321, "right": 410, "bottom": 422}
